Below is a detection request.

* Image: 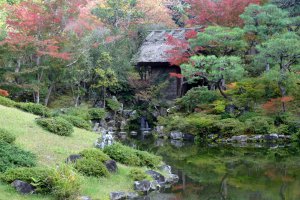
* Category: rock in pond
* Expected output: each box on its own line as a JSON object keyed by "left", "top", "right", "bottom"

{"left": 110, "top": 192, "right": 139, "bottom": 200}
{"left": 130, "top": 131, "right": 138, "bottom": 136}
{"left": 105, "top": 160, "right": 118, "bottom": 173}
{"left": 134, "top": 180, "right": 151, "bottom": 193}
{"left": 264, "top": 134, "right": 279, "bottom": 141}
{"left": 170, "top": 131, "right": 183, "bottom": 140}
{"left": 12, "top": 180, "right": 35, "bottom": 194}
{"left": 110, "top": 191, "right": 126, "bottom": 200}
{"left": 66, "top": 154, "right": 82, "bottom": 163}
{"left": 183, "top": 133, "right": 195, "bottom": 141}
{"left": 146, "top": 170, "right": 165, "bottom": 184}
{"left": 231, "top": 135, "right": 248, "bottom": 142}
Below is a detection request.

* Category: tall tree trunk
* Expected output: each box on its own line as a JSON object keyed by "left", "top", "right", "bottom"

{"left": 44, "top": 84, "right": 54, "bottom": 106}
{"left": 217, "top": 80, "right": 228, "bottom": 99}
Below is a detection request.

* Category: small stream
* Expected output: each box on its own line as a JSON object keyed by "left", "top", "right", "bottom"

{"left": 120, "top": 135, "right": 300, "bottom": 200}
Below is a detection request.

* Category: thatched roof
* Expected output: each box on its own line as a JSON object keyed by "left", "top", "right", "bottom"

{"left": 134, "top": 27, "right": 202, "bottom": 64}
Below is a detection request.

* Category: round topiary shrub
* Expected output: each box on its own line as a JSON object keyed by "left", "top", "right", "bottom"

{"left": 0, "top": 128, "right": 16, "bottom": 144}
{"left": 61, "top": 115, "right": 91, "bottom": 130}
{"left": 36, "top": 117, "right": 74, "bottom": 136}
{"left": 74, "top": 158, "right": 109, "bottom": 177}
{"left": 79, "top": 149, "right": 110, "bottom": 162}
{"left": 16, "top": 102, "right": 51, "bottom": 117}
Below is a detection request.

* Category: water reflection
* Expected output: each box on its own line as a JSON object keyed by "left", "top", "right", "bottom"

{"left": 120, "top": 136, "right": 300, "bottom": 200}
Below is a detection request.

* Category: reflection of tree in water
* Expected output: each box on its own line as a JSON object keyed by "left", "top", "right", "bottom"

{"left": 121, "top": 138, "right": 300, "bottom": 200}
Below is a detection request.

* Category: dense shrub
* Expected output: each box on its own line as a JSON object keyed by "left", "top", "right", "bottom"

{"left": 16, "top": 102, "right": 51, "bottom": 117}
{"left": 158, "top": 113, "right": 220, "bottom": 136}
{"left": 216, "top": 118, "right": 246, "bottom": 137}
{"left": 212, "top": 100, "right": 227, "bottom": 114}
{"left": 129, "top": 168, "right": 151, "bottom": 181}
{"left": 36, "top": 117, "right": 74, "bottom": 136}
{"left": 61, "top": 115, "right": 91, "bottom": 130}
{"left": 74, "top": 158, "right": 109, "bottom": 177}
{"left": 107, "top": 98, "right": 121, "bottom": 111}
{"left": 0, "top": 142, "right": 36, "bottom": 172}
{"left": 274, "top": 113, "right": 300, "bottom": 134}
{"left": 50, "top": 164, "right": 81, "bottom": 200}
{"left": 176, "top": 87, "right": 220, "bottom": 112}
{"left": 0, "top": 96, "right": 17, "bottom": 107}
{"left": 245, "top": 116, "right": 274, "bottom": 134}
{"left": 79, "top": 148, "right": 110, "bottom": 162}
{"left": 63, "top": 107, "right": 91, "bottom": 121}
{"left": 104, "top": 143, "right": 161, "bottom": 167}
{"left": 0, "top": 128, "right": 16, "bottom": 144}
{"left": 88, "top": 108, "right": 106, "bottom": 120}
{"left": 1, "top": 167, "right": 52, "bottom": 193}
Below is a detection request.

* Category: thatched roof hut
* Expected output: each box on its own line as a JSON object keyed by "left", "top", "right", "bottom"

{"left": 133, "top": 27, "right": 201, "bottom": 100}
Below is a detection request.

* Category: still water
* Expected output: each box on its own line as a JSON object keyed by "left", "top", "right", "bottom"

{"left": 122, "top": 136, "right": 300, "bottom": 200}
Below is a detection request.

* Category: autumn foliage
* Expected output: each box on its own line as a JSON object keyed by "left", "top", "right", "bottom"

{"left": 184, "top": 0, "right": 261, "bottom": 27}
{"left": 0, "top": 89, "right": 9, "bottom": 97}
{"left": 262, "top": 96, "right": 294, "bottom": 113}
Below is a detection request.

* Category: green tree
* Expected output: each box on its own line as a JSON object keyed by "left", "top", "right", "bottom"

{"left": 256, "top": 32, "right": 300, "bottom": 111}
{"left": 94, "top": 68, "right": 118, "bottom": 108}
{"left": 181, "top": 55, "right": 245, "bottom": 99}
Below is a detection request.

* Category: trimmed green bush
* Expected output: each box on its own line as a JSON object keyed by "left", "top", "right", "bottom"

{"left": 0, "top": 142, "right": 36, "bottom": 172}
{"left": 74, "top": 158, "right": 109, "bottom": 177}
{"left": 176, "top": 87, "right": 220, "bottom": 112}
{"left": 1, "top": 167, "right": 52, "bottom": 193}
{"left": 107, "top": 98, "right": 121, "bottom": 111}
{"left": 0, "top": 96, "right": 17, "bottom": 107}
{"left": 16, "top": 102, "right": 51, "bottom": 117}
{"left": 129, "top": 168, "right": 151, "bottom": 181}
{"left": 104, "top": 143, "right": 161, "bottom": 167}
{"left": 50, "top": 164, "right": 81, "bottom": 199}
{"left": 245, "top": 116, "right": 274, "bottom": 134}
{"left": 61, "top": 115, "right": 91, "bottom": 130}
{"left": 36, "top": 117, "right": 74, "bottom": 136}
{"left": 88, "top": 108, "right": 106, "bottom": 120}
{"left": 0, "top": 128, "right": 16, "bottom": 144}
{"left": 216, "top": 118, "right": 246, "bottom": 137}
{"left": 79, "top": 148, "right": 110, "bottom": 162}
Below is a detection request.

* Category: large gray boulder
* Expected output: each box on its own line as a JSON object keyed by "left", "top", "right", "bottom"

{"left": 146, "top": 170, "right": 165, "bottom": 184}
{"left": 12, "top": 180, "right": 35, "bottom": 194}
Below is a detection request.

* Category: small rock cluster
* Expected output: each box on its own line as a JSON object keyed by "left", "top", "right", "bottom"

{"left": 221, "top": 134, "right": 292, "bottom": 143}
{"left": 110, "top": 165, "right": 179, "bottom": 200}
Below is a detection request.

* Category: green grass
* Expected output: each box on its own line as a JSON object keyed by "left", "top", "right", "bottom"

{"left": 0, "top": 105, "right": 139, "bottom": 199}
{"left": 0, "top": 105, "right": 99, "bottom": 166}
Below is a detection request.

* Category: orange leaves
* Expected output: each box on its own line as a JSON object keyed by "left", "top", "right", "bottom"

{"left": 169, "top": 73, "right": 183, "bottom": 78}
{"left": 262, "top": 96, "right": 294, "bottom": 113}
{"left": 185, "top": 0, "right": 261, "bottom": 27}
{"left": 0, "top": 89, "right": 9, "bottom": 97}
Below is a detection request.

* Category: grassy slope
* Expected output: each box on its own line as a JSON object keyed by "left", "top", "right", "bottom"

{"left": 0, "top": 105, "right": 134, "bottom": 200}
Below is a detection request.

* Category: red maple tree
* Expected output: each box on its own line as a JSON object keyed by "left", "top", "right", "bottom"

{"left": 0, "top": 89, "right": 9, "bottom": 97}
{"left": 185, "top": 0, "right": 261, "bottom": 27}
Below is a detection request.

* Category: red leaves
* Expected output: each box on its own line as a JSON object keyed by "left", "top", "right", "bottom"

{"left": 170, "top": 73, "right": 183, "bottom": 78}
{"left": 185, "top": 0, "right": 261, "bottom": 27}
{"left": 262, "top": 96, "right": 294, "bottom": 113}
{"left": 0, "top": 89, "right": 9, "bottom": 97}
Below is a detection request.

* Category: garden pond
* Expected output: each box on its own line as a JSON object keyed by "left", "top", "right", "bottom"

{"left": 121, "top": 136, "right": 300, "bottom": 200}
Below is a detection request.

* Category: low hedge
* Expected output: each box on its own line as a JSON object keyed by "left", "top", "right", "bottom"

{"left": 0, "top": 142, "right": 36, "bottom": 172}
{"left": 0, "top": 128, "right": 16, "bottom": 144}
{"left": 61, "top": 115, "right": 91, "bottom": 130}
{"left": 0, "top": 167, "right": 52, "bottom": 193}
{"left": 0, "top": 96, "right": 17, "bottom": 107}
{"left": 16, "top": 102, "right": 51, "bottom": 117}
{"left": 36, "top": 117, "right": 74, "bottom": 136}
{"left": 88, "top": 108, "right": 106, "bottom": 120}
{"left": 1, "top": 165, "right": 81, "bottom": 199}
{"left": 104, "top": 143, "right": 161, "bottom": 168}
